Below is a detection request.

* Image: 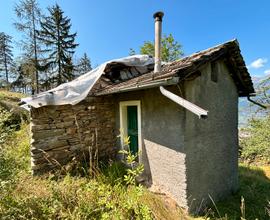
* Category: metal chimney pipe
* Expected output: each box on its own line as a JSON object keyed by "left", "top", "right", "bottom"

{"left": 153, "top": 11, "right": 164, "bottom": 73}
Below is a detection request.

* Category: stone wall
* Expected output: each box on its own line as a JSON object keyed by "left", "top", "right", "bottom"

{"left": 30, "top": 95, "right": 116, "bottom": 175}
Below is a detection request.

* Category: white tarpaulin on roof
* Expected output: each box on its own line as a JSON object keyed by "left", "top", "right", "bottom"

{"left": 21, "top": 55, "right": 154, "bottom": 108}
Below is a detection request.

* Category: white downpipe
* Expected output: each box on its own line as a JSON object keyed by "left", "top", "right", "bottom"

{"left": 160, "top": 86, "right": 208, "bottom": 119}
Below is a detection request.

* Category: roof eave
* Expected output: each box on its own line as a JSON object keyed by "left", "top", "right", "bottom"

{"left": 95, "top": 76, "right": 180, "bottom": 96}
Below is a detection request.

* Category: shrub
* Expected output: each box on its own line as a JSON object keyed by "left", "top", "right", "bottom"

{"left": 240, "top": 116, "right": 270, "bottom": 164}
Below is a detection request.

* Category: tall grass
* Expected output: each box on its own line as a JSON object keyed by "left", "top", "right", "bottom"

{"left": 0, "top": 125, "right": 269, "bottom": 219}
{"left": 0, "top": 125, "right": 187, "bottom": 220}
{"left": 205, "top": 164, "right": 270, "bottom": 220}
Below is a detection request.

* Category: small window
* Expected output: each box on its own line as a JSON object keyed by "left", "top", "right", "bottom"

{"left": 211, "top": 62, "right": 218, "bottom": 83}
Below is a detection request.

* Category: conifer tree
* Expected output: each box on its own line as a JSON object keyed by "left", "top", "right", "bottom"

{"left": 76, "top": 53, "right": 92, "bottom": 76}
{"left": 14, "top": 0, "right": 42, "bottom": 94}
{"left": 0, "top": 32, "right": 13, "bottom": 84}
{"left": 37, "top": 4, "right": 78, "bottom": 86}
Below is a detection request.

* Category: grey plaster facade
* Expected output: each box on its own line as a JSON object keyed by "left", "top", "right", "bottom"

{"left": 114, "top": 60, "right": 239, "bottom": 213}
{"left": 30, "top": 58, "right": 240, "bottom": 213}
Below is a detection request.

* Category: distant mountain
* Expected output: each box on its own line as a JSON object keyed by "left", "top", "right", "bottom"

{"left": 239, "top": 74, "right": 269, "bottom": 127}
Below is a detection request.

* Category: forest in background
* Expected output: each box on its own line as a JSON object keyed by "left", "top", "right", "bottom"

{"left": 0, "top": 0, "right": 92, "bottom": 94}
{"left": 0, "top": 0, "right": 184, "bottom": 96}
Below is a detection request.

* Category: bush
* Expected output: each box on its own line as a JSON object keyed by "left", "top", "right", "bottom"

{"left": 240, "top": 116, "right": 270, "bottom": 164}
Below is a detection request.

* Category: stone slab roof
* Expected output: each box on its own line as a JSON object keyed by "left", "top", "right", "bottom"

{"left": 94, "top": 39, "right": 255, "bottom": 97}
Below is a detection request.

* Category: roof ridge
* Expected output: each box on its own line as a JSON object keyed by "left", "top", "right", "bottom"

{"left": 168, "top": 39, "right": 238, "bottom": 65}
{"left": 96, "top": 39, "right": 254, "bottom": 97}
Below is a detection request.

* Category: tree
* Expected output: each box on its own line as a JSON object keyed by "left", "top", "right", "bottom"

{"left": 63, "top": 55, "right": 75, "bottom": 81}
{"left": 14, "top": 0, "right": 42, "bottom": 94}
{"left": 76, "top": 53, "right": 92, "bottom": 76}
{"left": 138, "top": 34, "right": 183, "bottom": 62}
{"left": 129, "top": 48, "right": 136, "bottom": 56}
{"left": 11, "top": 64, "right": 29, "bottom": 93}
{"left": 37, "top": 4, "right": 78, "bottom": 86}
{"left": 0, "top": 33, "right": 13, "bottom": 84}
{"left": 240, "top": 115, "right": 270, "bottom": 163}
{"left": 247, "top": 76, "right": 270, "bottom": 117}
{"left": 256, "top": 77, "right": 270, "bottom": 106}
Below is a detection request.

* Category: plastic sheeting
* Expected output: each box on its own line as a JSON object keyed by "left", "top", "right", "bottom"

{"left": 21, "top": 55, "right": 154, "bottom": 108}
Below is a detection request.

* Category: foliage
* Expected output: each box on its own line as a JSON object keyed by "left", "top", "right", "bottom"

{"left": 119, "top": 148, "right": 144, "bottom": 186}
{"left": 254, "top": 75, "right": 270, "bottom": 109}
{"left": 75, "top": 53, "right": 92, "bottom": 77}
{"left": 14, "top": 0, "right": 42, "bottom": 94}
{"left": 0, "top": 108, "right": 13, "bottom": 144}
{"left": 206, "top": 164, "right": 270, "bottom": 220}
{"left": 138, "top": 33, "right": 184, "bottom": 62}
{"left": 0, "top": 32, "right": 13, "bottom": 84}
{"left": 10, "top": 59, "right": 33, "bottom": 93}
{"left": 0, "top": 115, "right": 184, "bottom": 220}
{"left": 118, "top": 134, "right": 144, "bottom": 186}
{"left": 0, "top": 90, "right": 28, "bottom": 144}
{"left": 129, "top": 48, "right": 136, "bottom": 56}
{"left": 12, "top": 1, "right": 87, "bottom": 93}
{"left": 0, "top": 124, "right": 30, "bottom": 180}
{"left": 37, "top": 4, "right": 78, "bottom": 86}
{"left": 1, "top": 90, "right": 269, "bottom": 219}
{"left": 0, "top": 125, "right": 153, "bottom": 219}
{"left": 240, "top": 115, "right": 270, "bottom": 164}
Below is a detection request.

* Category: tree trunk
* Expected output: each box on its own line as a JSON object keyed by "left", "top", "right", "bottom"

{"left": 31, "top": 3, "right": 39, "bottom": 94}
{"left": 57, "top": 21, "right": 61, "bottom": 85}
{"left": 3, "top": 48, "right": 8, "bottom": 84}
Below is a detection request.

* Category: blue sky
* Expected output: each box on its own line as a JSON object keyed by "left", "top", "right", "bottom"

{"left": 1, "top": 0, "right": 270, "bottom": 77}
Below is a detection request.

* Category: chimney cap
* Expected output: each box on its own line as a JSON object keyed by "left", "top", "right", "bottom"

{"left": 153, "top": 11, "right": 164, "bottom": 21}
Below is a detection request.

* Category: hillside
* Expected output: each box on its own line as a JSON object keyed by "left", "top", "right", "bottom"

{"left": 239, "top": 74, "right": 270, "bottom": 127}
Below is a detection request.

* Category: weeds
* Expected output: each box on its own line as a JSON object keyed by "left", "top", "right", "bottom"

{"left": 206, "top": 164, "right": 270, "bottom": 220}
{"left": 1, "top": 89, "right": 269, "bottom": 219}
{"left": 0, "top": 125, "right": 154, "bottom": 219}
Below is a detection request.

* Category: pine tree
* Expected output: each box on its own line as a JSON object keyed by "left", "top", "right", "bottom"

{"left": 14, "top": 0, "right": 42, "bottom": 94}
{"left": 76, "top": 53, "right": 92, "bottom": 76}
{"left": 129, "top": 48, "right": 136, "bottom": 56}
{"left": 37, "top": 4, "right": 78, "bottom": 86}
{"left": 0, "top": 32, "right": 13, "bottom": 84}
{"left": 63, "top": 55, "right": 75, "bottom": 81}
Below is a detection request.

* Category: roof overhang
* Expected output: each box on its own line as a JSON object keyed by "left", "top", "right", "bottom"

{"left": 95, "top": 39, "right": 255, "bottom": 97}
{"left": 95, "top": 76, "right": 179, "bottom": 96}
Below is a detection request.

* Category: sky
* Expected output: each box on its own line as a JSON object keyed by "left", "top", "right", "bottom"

{"left": 0, "top": 0, "right": 270, "bottom": 78}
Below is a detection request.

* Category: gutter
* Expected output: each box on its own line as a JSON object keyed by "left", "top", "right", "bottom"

{"left": 159, "top": 86, "right": 208, "bottom": 119}
{"left": 96, "top": 77, "right": 179, "bottom": 95}
{"left": 247, "top": 96, "right": 267, "bottom": 109}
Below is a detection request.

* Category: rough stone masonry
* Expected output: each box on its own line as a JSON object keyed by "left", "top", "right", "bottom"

{"left": 30, "top": 95, "right": 116, "bottom": 175}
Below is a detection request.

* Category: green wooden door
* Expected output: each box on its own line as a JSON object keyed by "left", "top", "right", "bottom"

{"left": 127, "top": 106, "right": 138, "bottom": 155}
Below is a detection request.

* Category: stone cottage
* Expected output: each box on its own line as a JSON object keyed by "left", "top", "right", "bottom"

{"left": 21, "top": 13, "right": 255, "bottom": 213}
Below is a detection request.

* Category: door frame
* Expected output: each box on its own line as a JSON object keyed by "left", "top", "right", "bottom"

{"left": 119, "top": 100, "right": 142, "bottom": 154}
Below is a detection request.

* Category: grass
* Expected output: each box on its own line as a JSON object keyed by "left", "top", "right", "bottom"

{"left": 0, "top": 89, "right": 26, "bottom": 103}
{"left": 0, "top": 89, "right": 29, "bottom": 144}
{"left": 1, "top": 125, "right": 269, "bottom": 220}
{"left": 207, "top": 164, "right": 270, "bottom": 220}
{"left": 0, "top": 89, "right": 269, "bottom": 219}
{"left": 0, "top": 124, "right": 188, "bottom": 220}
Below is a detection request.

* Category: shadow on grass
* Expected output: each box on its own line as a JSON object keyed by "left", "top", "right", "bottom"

{"left": 212, "top": 165, "right": 270, "bottom": 220}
